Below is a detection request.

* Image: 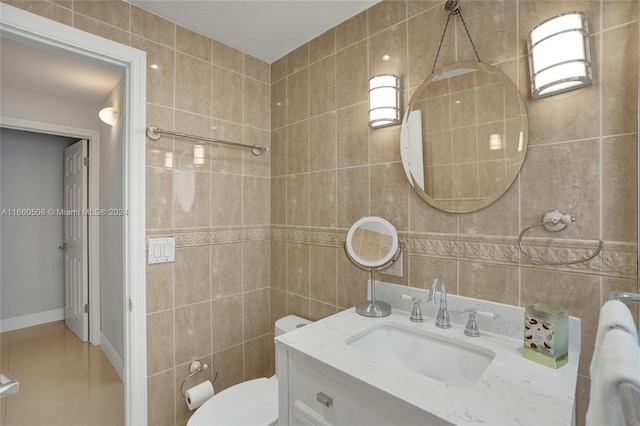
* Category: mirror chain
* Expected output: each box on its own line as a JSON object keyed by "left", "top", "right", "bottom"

{"left": 432, "top": 1, "right": 482, "bottom": 74}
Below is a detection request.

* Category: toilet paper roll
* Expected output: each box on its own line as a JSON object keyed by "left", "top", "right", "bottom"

{"left": 185, "top": 380, "right": 215, "bottom": 411}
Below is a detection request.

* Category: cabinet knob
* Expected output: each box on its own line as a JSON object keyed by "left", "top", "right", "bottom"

{"left": 316, "top": 392, "right": 333, "bottom": 407}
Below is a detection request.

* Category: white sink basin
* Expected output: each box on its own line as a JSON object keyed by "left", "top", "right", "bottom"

{"left": 346, "top": 323, "right": 495, "bottom": 387}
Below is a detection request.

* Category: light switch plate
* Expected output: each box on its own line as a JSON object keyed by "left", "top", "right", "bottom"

{"left": 148, "top": 237, "right": 175, "bottom": 264}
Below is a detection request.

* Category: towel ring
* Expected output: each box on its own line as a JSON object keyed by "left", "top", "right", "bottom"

{"left": 518, "top": 210, "right": 603, "bottom": 266}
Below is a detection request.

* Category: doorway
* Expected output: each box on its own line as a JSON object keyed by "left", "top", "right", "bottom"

{"left": 0, "top": 129, "right": 96, "bottom": 345}
{"left": 1, "top": 4, "right": 147, "bottom": 425}
{"left": 1, "top": 129, "right": 81, "bottom": 333}
{"left": 0, "top": 128, "right": 125, "bottom": 424}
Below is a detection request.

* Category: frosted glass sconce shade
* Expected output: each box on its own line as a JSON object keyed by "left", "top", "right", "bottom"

{"left": 164, "top": 152, "right": 174, "bottom": 169}
{"left": 527, "top": 12, "right": 592, "bottom": 99}
{"left": 368, "top": 74, "right": 401, "bottom": 128}
{"left": 99, "top": 107, "right": 120, "bottom": 125}
{"left": 193, "top": 144, "right": 205, "bottom": 167}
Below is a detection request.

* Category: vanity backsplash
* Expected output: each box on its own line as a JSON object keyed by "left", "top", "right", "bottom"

{"left": 373, "top": 280, "right": 581, "bottom": 355}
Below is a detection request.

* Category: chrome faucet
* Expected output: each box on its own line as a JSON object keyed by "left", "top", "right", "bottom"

{"left": 427, "top": 275, "right": 450, "bottom": 329}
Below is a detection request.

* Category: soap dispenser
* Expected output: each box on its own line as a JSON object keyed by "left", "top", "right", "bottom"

{"left": 524, "top": 303, "right": 568, "bottom": 368}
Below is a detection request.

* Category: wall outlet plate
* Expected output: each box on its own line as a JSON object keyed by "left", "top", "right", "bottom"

{"left": 382, "top": 250, "right": 403, "bottom": 277}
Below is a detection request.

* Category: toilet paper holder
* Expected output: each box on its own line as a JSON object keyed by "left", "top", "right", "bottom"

{"left": 180, "top": 360, "right": 218, "bottom": 397}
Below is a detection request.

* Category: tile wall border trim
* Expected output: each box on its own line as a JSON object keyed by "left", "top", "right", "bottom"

{"left": 147, "top": 225, "right": 270, "bottom": 247}
{"left": 146, "top": 226, "right": 637, "bottom": 279}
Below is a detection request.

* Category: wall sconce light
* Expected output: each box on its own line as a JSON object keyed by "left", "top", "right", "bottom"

{"left": 99, "top": 107, "right": 120, "bottom": 125}
{"left": 193, "top": 144, "right": 205, "bottom": 167}
{"left": 489, "top": 134, "right": 503, "bottom": 151}
{"left": 527, "top": 11, "right": 592, "bottom": 99}
{"left": 368, "top": 74, "right": 401, "bottom": 128}
{"left": 164, "top": 152, "right": 174, "bottom": 169}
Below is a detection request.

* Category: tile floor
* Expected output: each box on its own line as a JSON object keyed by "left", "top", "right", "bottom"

{"left": 0, "top": 321, "right": 123, "bottom": 426}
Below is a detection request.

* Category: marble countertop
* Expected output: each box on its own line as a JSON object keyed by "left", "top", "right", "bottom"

{"left": 276, "top": 283, "right": 580, "bottom": 426}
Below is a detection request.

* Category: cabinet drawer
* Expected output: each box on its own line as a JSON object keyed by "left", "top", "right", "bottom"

{"left": 288, "top": 354, "right": 434, "bottom": 426}
{"left": 289, "top": 357, "right": 343, "bottom": 425}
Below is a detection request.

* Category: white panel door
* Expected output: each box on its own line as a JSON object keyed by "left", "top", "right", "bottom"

{"left": 63, "top": 139, "right": 88, "bottom": 342}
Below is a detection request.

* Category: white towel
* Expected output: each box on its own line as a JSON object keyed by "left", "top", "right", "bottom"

{"left": 596, "top": 300, "right": 638, "bottom": 341}
{"left": 591, "top": 300, "right": 638, "bottom": 377}
{"left": 586, "top": 328, "right": 640, "bottom": 426}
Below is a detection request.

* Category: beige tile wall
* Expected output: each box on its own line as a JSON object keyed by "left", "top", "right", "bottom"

{"left": 140, "top": 22, "right": 273, "bottom": 426}
{"left": 270, "top": 1, "right": 638, "bottom": 425}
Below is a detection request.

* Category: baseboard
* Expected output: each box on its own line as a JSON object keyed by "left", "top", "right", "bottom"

{"left": 100, "top": 331, "right": 125, "bottom": 382}
{"left": 0, "top": 308, "right": 64, "bottom": 332}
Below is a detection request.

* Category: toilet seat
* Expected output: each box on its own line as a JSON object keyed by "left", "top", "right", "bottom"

{"left": 187, "top": 376, "right": 278, "bottom": 426}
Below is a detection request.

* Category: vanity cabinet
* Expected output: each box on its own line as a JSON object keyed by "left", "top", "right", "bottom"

{"left": 276, "top": 345, "right": 450, "bottom": 426}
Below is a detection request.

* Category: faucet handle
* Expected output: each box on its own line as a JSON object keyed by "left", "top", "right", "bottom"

{"left": 400, "top": 294, "right": 424, "bottom": 323}
{"left": 463, "top": 309, "right": 497, "bottom": 337}
{"left": 464, "top": 308, "right": 480, "bottom": 337}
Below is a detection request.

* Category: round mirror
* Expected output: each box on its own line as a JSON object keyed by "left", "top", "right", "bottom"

{"left": 345, "top": 216, "right": 400, "bottom": 269}
{"left": 400, "top": 61, "right": 528, "bottom": 213}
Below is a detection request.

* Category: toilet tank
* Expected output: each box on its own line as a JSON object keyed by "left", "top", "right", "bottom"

{"left": 275, "top": 315, "right": 311, "bottom": 336}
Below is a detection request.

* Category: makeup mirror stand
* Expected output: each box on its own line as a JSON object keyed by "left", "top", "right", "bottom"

{"left": 356, "top": 269, "right": 391, "bottom": 318}
{"left": 344, "top": 239, "right": 402, "bottom": 318}
{"left": 344, "top": 216, "right": 403, "bottom": 318}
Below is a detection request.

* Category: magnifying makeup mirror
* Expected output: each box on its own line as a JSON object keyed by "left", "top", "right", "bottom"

{"left": 344, "top": 216, "right": 402, "bottom": 317}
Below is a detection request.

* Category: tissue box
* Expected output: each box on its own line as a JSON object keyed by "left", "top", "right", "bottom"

{"left": 524, "top": 303, "right": 568, "bottom": 368}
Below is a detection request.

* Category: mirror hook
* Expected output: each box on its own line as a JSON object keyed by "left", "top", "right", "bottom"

{"left": 444, "top": 0, "right": 460, "bottom": 15}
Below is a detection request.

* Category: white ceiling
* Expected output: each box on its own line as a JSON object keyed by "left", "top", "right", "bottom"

{"left": 0, "top": 34, "right": 125, "bottom": 105}
{"left": 129, "top": 0, "right": 380, "bottom": 63}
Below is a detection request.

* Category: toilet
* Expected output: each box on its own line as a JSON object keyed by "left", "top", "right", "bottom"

{"left": 187, "top": 315, "right": 312, "bottom": 426}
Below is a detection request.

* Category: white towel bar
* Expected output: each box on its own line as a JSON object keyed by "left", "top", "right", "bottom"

{"left": 609, "top": 291, "right": 640, "bottom": 303}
